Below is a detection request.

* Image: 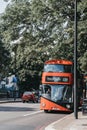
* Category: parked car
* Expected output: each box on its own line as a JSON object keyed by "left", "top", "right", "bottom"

{"left": 21, "top": 91, "right": 38, "bottom": 103}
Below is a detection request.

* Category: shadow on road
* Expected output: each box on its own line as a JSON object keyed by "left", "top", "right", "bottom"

{"left": 0, "top": 106, "right": 38, "bottom": 112}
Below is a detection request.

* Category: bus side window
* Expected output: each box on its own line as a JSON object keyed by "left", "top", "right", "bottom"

{"left": 46, "top": 88, "right": 51, "bottom": 95}
{"left": 44, "top": 85, "right": 51, "bottom": 95}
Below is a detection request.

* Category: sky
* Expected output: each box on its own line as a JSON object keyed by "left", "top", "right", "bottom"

{"left": 0, "top": 0, "right": 8, "bottom": 14}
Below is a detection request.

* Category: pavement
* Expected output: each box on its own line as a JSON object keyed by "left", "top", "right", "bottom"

{"left": 0, "top": 98, "right": 21, "bottom": 103}
{"left": 0, "top": 98, "right": 87, "bottom": 130}
{"left": 45, "top": 111, "right": 87, "bottom": 130}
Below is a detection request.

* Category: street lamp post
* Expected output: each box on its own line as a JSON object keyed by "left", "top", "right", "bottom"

{"left": 74, "top": 0, "right": 78, "bottom": 119}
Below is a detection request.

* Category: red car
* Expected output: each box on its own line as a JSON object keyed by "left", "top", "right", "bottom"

{"left": 21, "top": 91, "right": 38, "bottom": 103}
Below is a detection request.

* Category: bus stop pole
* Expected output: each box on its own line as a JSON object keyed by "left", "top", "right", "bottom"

{"left": 74, "top": 0, "right": 78, "bottom": 119}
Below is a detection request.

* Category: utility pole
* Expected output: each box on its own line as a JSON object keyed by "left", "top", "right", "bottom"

{"left": 74, "top": 0, "right": 78, "bottom": 119}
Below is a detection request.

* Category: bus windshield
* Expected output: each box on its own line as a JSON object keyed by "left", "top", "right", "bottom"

{"left": 51, "top": 85, "right": 72, "bottom": 102}
{"left": 43, "top": 84, "right": 72, "bottom": 103}
{"left": 44, "top": 64, "right": 73, "bottom": 73}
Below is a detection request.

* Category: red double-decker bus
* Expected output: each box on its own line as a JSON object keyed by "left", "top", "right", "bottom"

{"left": 40, "top": 59, "right": 82, "bottom": 112}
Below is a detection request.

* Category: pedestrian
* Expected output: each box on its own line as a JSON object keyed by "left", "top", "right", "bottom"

{"left": 12, "top": 74, "right": 19, "bottom": 100}
{"left": 7, "top": 91, "right": 10, "bottom": 99}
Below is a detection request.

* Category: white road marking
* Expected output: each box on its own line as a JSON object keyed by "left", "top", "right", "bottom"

{"left": 23, "top": 110, "right": 42, "bottom": 117}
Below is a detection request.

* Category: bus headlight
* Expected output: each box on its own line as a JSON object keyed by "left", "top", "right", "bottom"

{"left": 42, "top": 103, "right": 46, "bottom": 107}
{"left": 66, "top": 104, "right": 71, "bottom": 109}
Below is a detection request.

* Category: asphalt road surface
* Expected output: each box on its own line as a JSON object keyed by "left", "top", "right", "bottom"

{"left": 0, "top": 102, "right": 68, "bottom": 130}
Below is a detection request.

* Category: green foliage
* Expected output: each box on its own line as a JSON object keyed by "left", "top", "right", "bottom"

{"left": 79, "top": 52, "right": 87, "bottom": 74}
{"left": 0, "top": 0, "right": 87, "bottom": 89}
{"left": 0, "top": 37, "right": 10, "bottom": 75}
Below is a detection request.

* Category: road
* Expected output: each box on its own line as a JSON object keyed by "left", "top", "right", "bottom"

{"left": 0, "top": 102, "right": 68, "bottom": 130}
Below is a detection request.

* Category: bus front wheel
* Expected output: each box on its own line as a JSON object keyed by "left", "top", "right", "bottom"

{"left": 44, "top": 110, "right": 48, "bottom": 113}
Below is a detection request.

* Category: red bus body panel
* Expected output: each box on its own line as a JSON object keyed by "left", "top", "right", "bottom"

{"left": 45, "top": 59, "right": 73, "bottom": 65}
{"left": 42, "top": 72, "right": 73, "bottom": 85}
{"left": 40, "top": 97, "right": 71, "bottom": 112}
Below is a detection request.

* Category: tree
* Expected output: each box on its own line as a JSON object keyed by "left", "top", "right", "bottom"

{"left": 77, "top": 0, "right": 87, "bottom": 73}
{"left": 79, "top": 52, "right": 87, "bottom": 74}
{"left": 0, "top": 36, "right": 10, "bottom": 76}
{"left": 0, "top": 0, "right": 87, "bottom": 89}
